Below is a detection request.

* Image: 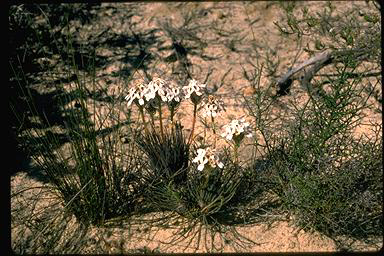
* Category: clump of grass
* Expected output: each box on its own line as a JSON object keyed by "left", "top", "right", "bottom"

{"left": 183, "top": 158, "right": 241, "bottom": 223}
{"left": 146, "top": 157, "right": 257, "bottom": 252}
{"left": 280, "top": 123, "right": 382, "bottom": 238}
{"left": 11, "top": 72, "right": 147, "bottom": 226}
{"left": 10, "top": 3, "right": 148, "bottom": 229}
{"left": 136, "top": 121, "right": 190, "bottom": 186}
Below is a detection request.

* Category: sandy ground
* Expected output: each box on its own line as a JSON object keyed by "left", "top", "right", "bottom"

{"left": 10, "top": 1, "right": 382, "bottom": 253}
{"left": 11, "top": 172, "right": 382, "bottom": 253}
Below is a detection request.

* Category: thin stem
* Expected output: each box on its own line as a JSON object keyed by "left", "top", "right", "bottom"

{"left": 203, "top": 117, "right": 207, "bottom": 145}
{"left": 148, "top": 111, "right": 156, "bottom": 131}
{"left": 234, "top": 144, "right": 239, "bottom": 165}
{"left": 211, "top": 116, "right": 217, "bottom": 148}
{"left": 211, "top": 116, "right": 216, "bottom": 134}
{"left": 170, "top": 106, "right": 175, "bottom": 123}
{"left": 188, "top": 103, "right": 198, "bottom": 145}
{"left": 158, "top": 99, "right": 164, "bottom": 139}
{"left": 139, "top": 107, "right": 149, "bottom": 136}
{"left": 202, "top": 170, "right": 211, "bottom": 190}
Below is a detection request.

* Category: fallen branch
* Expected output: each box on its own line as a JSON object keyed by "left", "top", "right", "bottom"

{"left": 276, "top": 48, "right": 377, "bottom": 96}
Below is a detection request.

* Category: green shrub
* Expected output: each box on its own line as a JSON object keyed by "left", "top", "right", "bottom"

{"left": 286, "top": 137, "right": 382, "bottom": 240}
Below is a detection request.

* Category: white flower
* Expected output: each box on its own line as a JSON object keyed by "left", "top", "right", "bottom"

{"left": 193, "top": 148, "right": 208, "bottom": 171}
{"left": 161, "top": 80, "right": 183, "bottom": 103}
{"left": 125, "top": 82, "right": 147, "bottom": 106}
{"left": 207, "top": 152, "right": 224, "bottom": 169}
{"left": 144, "top": 77, "right": 166, "bottom": 101}
{"left": 167, "top": 85, "right": 182, "bottom": 102}
{"left": 183, "top": 79, "right": 206, "bottom": 103}
{"left": 221, "top": 118, "right": 253, "bottom": 143}
{"left": 192, "top": 147, "right": 223, "bottom": 172}
{"left": 126, "top": 78, "right": 182, "bottom": 108}
{"left": 202, "top": 95, "right": 225, "bottom": 118}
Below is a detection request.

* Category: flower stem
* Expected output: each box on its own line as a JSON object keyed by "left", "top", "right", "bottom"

{"left": 170, "top": 106, "right": 174, "bottom": 123}
{"left": 203, "top": 117, "right": 207, "bottom": 145}
{"left": 139, "top": 107, "right": 149, "bottom": 136}
{"left": 188, "top": 103, "right": 198, "bottom": 145}
{"left": 203, "top": 172, "right": 210, "bottom": 189}
{"left": 234, "top": 144, "right": 239, "bottom": 165}
{"left": 211, "top": 116, "right": 216, "bottom": 135}
{"left": 149, "top": 111, "right": 155, "bottom": 131}
{"left": 158, "top": 99, "right": 164, "bottom": 139}
{"left": 211, "top": 116, "right": 217, "bottom": 147}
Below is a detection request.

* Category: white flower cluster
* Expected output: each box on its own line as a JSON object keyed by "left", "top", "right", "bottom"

{"left": 144, "top": 77, "right": 167, "bottom": 102}
{"left": 125, "top": 78, "right": 183, "bottom": 107}
{"left": 183, "top": 79, "right": 206, "bottom": 103}
{"left": 221, "top": 118, "right": 253, "bottom": 141}
{"left": 125, "top": 82, "right": 147, "bottom": 106}
{"left": 192, "top": 147, "right": 224, "bottom": 171}
{"left": 201, "top": 95, "right": 225, "bottom": 118}
{"left": 158, "top": 80, "right": 182, "bottom": 104}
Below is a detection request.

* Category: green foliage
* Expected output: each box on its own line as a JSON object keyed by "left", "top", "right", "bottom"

{"left": 285, "top": 76, "right": 369, "bottom": 174}
{"left": 184, "top": 163, "right": 241, "bottom": 223}
{"left": 245, "top": 2, "right": 382, "bottom": 246}
{"left": 136, "top": 122, "right": 190, "bottom": 186}
{"left": 276, "top": 1, "right": 381, "bottom": 61}
{"left": 285, "top": 138, "right": 382, "bottom": 240}
{"left": 246, "top": 82, "right": 382, "bottom": 246}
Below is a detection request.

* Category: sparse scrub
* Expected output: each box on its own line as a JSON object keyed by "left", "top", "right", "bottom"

{"left": 10, "top": 1, "right": 382, "bottom": 253}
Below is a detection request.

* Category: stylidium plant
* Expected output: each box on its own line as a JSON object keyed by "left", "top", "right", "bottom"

{"left": 192, "top": 147, "right": 224, "bottom": 172}
{"left": 159, "top": 80, "right": 183, "bottom": 122}
{"left": 125, "top": 82, "right": 147, "bottom": 107}
{"left": 183, "top": 79, "right": 206, "bottom": 105}
{"left": 125, "top": 81, "right": 150, "bottom": 134}
{"left": 125, "top": 77, "right": 179, "bottom": 139}
{"left": 144, "top": 77, "right": 167, "bottom": 102}
{"left": 126, "top": 77, "right": 209, "bottom": 146}
{"left": 221, "top": 118, "right": 253, "bottom": 163}
{"left": 221, "top": 118, "right": 252, "bottom": 144}
{"left": 184, "top": 79, "right": 206, "bottom": 145}
{"left": 201, "top": 95, "right": 225, "bottom": 119}
{"left": 145, "top": 77, "right": 167, "bottom": 137}
{"left": 202, "top": 95, "right": 225, "bottom": 140}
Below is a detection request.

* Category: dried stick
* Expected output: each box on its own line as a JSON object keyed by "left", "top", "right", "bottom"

{"left": 276, "top": 48, "right": 374, "bottom": 96}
